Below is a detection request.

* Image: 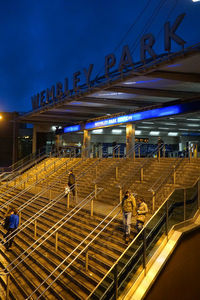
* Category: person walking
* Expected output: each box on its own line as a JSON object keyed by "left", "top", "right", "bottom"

{"left": 68, "top": 169, "right": 76, "bottom": 200}
{"left": 4, "top": 207, "right": 19, "bottom": 251}
{"left": 122, "top": 190, "right": 136, "bottom": 244}
{"left": 136, "top": 197, "right": 148, "bottom": 234}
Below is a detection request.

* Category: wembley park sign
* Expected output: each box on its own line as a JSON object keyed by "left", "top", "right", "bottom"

{"left": 31, "top": 13, "right": 186, "bottom": 110}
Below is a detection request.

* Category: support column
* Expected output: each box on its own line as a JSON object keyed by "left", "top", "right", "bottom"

{"left": 55, "top": 134, "right": 62, "bottom": 152}
{"left": 126, "top": 123, "right": 135, "bottom": 158}
{"left": 32, "top": 125, "right": 37, "bottom": 154}
{"left": 82, "top": 130, "right": 91, "bottom": 158}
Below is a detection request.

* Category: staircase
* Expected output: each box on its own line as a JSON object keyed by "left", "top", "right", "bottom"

{"left": 0, "top": 157, "right": 199, "bottom": 298}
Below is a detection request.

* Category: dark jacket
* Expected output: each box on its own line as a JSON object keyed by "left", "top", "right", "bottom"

{"left": 68, "top": 173, "right": 75, "bottom": 185}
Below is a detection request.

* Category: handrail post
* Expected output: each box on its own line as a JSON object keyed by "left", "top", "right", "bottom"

{"left": 85, "top": 248, "right": 89, "bottom": 272}
{"left": 95, "top": 184, "right": 97, "bottom": 200}
{"left": 165, "top": 200, "right": 169, "bottom": 241}
{"left": 118, "top": 147, "right": 120, "bottom": 158}
{"left": 152, "top": 191, "right": 155, "bottom": 212}
{"left": 138, "top": 146, "right": 140, "bottom": 158}
{"left": 119, "top": 187, "right": 122, "bottom": 203}
{"left": 133, "top": 150, "right": 135, "bottom": 161}
{"left": 184, "top": 188, "right": 186, "bottom": 221}
{"left": 163, "top": 145, "right": 165, "bottom": 158}
{"left": 140, "top": 167, "right": 144, "bottom": 182}
{"left": 95, "top": 166, "right": 97, "bottom": 179}
{"left": 34, "top": 220, "right": 37, "bottom": 239}
{"left": 116, "top": 166, "right": 118, "bottom": 181}
{"left": 158, "top": 149, "right": 160, "bottom": 162}
{"left": 114, "top": 263, "right": 118, "bottom": 300}
{"left": 55, "top": 232, "right": 58, "bottom": 252}
{"left": 75, "top": 183, "right": 78, "bottom": 203}
{"left": 6, "top": 274, "right": 10, "bottom": 300}
{"left": 173, "top": 166, "right": 176, "bottom": 184}
{"left": 91, "top": 198, "right": 93, "bottom": 217}
{"left": 67, "top": 193, "right": 70, "bottom": 209}
{"left": 143, "top": 228, "right": 147, "bottom": 276}
{"left": 19, "top": 211, "right": 21, "bottom": 226}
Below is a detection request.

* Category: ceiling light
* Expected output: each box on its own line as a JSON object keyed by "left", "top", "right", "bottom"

{"left": 142, "top": 121, "right": 154, "bottom": 124}
{"left": 164, "top": 123, "right": 177, "bottom": 126}
{"left": 124, "top": 81, "right": 137, "bottom": 85}
{"left": 179, "top": 129, "right": 189, "bottom": 131}
{"left": 158, "top": 127, "right": 170, "bottom": 130}
{"left": 51, "top": 126, "right": 56, "bottom": 131}
{"left": 149, "top": 131, "right": 160, "bottom": 136}
{"left": 135, "top": 130, "right": 142, "bottom": 135}
{"left": 112, "top": 129, "right": 122, "bottom": 134}
{"left": 186, "top": 118, "right": 200, "bottom": 121}
{"left": 168, "top": 132, "right": 178, "bottom": 136}
{"left": 138, "top": 126, "right": 151, "bottom": 129}
{"left": 187, "top": 124, "right": 199, "bottom": 127}
{"left": 92, "top": 129, "right": 103, "bottom": 134}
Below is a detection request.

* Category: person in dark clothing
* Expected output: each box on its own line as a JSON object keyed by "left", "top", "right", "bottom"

{"left": 4, "top": 208, "right": 19, "bottom": 250}
{"left": 68, "top": 170, "right": 76, "bottom": 200}
{"left": 157, "top": 137, "right": 164, "bottom": 157}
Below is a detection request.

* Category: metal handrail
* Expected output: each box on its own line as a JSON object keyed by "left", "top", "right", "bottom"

{"left": 118, "top": 144, "right": 164, "bottom": 190}
{"left": 0, "top": 187, "right": 103, "bottom": 276}
{"left": 94, "top": 143, "right": 140, "bottom": 185}
{"left": 0, "top": 156, "right": 82, "bottom": 223}
{"left": 149, "top": 156, "right": 185, "bottom": 193}
{"left": 27, "top": 202, "right": 122, "bottom": 299}
{"left": 87, "top": 174, "right": 200, "bottom": 299}
{"left": 0, "top": 150, "right": 47, "bottom": 182}
{"left": 0, "top": 156, "right": 71, "bottom": 210}
{"left": 149, "top": 144, "right": 196, "bottom": 195}
{"left": 0, "top": 155, "right": 106, "bottom": 253}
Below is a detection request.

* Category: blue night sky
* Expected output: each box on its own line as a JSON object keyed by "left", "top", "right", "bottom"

{"left": 0, "top": 0, "right": 199, "bottom": 113}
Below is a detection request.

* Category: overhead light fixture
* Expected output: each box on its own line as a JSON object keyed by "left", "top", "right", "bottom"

{"left": 164, "top": 123, "right": 177, "bottom": 126}
{"left": 112, "top": 129, "right": 122, "bottom": 134}
{"left": 187, "top": 124, "right": 199, "bottom": 127}
{"left": 142, "top": 121, "right": 154, "bottom": 124}
{"left": 135, "top": 130, "right": 142, "bottom": 135}
{"left": 138, "top": 126, "right": 151, "bottom": 129}
{"left": 149, "top": 131, "right": 160, "bottom": 136}
{"left": 186, "top": 118, "right": 200, "bottom": 121}
{"left": 124, "top": 81, "right": 137, "bottom": 85}
{"left": 51, "top": 126, "right": 56, "bottom": 131}
{"left": 192, "top": 0, "right": 200, "bottom": 2}
{"left": 168, "top": 132, "right": 178, "bottom": 136}
{"left": 92, "top": 129, "right": 103, "bottom": 134}
{"left": 179, "top": 129, "right": 189, "bottom": 131}
{"left": 158, "top": 127, "right": 169, "bottom": 130}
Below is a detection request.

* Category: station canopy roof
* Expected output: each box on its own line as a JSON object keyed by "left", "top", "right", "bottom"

{"left": 19, "top": 44, "right": 200, "bottom": 135}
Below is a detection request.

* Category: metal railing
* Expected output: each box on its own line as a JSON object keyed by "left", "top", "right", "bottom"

{"left": 94, "top": 144, "right": 140, "bottom": 186}
{"left": 0, "top": 156, "right": 71, "bottom": 209}
{"left": 0, "top": 151, "right": 112, "bottom": 258}
{"left": 118, "top": 144, "right": 165, "bottom": 201}
{"left": 87, "top": 176, "right": 200, "bottom": 300}
{"left": 26, "top": 202, "right": 122, "bottom": 299}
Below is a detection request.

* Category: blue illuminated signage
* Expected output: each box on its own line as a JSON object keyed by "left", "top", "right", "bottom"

{"left": 85, "top": 105, "right": 181, "bottom": 130}
{"left": 64, "top": 125, "right": 81, "bottom": 133}
{"left": 63, "top": 100, "right": 199, "bottom": 133}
